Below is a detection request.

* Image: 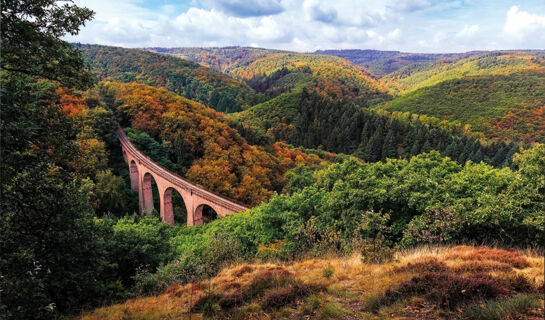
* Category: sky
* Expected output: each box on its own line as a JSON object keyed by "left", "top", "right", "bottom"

{"left": 66, "top": 0, "right": 545, "bottom": 53}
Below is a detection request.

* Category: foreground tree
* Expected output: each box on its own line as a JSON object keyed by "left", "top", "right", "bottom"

{"left": 0, "top": 1, "right": 101, "bottom": 318}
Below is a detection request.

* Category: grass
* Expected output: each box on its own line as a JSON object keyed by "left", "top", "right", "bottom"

{"left": 463, "top": 294, "right": 543, "bottom": 320}
{"left": 78, "top": 245, "right": 544, "bottom": 320}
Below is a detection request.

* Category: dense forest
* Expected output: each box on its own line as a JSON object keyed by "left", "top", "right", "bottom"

{"left": 235, "top": 89, "right": 520, "bottom": 167}
{"left": 1, "top": 1, "right": 544, "bottom": 319}
{"left": 77, "top": 44, "right": 266, "bottom": 113}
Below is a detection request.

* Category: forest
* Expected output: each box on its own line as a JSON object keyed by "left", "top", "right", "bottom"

{"left": 1, "top": 1, "right": 544, "bottom": 319}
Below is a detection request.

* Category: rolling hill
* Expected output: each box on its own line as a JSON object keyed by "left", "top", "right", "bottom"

{"left": 146, "top": 46, "right": 283, "bottom": 74}
{"left": 378, "top": 52, "right": 545, "bottom": 142}
{"left": 77, "top": 44, "right": 265, "bottom": 113}
{"left": 315, "top": 49, "right": 483, "bottom": 76}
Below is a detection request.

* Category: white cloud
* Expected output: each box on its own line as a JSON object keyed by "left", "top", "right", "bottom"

{"left": 67, "top": 0, "right": 545, "bottom": 52}
{"left": 202, "top": 0, "right": 284, "bottom": 17}
{"left": 457, "top": 24, "right": 479, "bottom": 38}
{"left": 503, "top": 5, "right": 545, "bottom": 46}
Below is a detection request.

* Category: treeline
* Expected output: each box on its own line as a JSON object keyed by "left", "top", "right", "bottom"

{"left": 77, "top": 44, "right": 265, "bottom": 113}
{"left": 238, "top": 89, "right": 520, "bottom": 167}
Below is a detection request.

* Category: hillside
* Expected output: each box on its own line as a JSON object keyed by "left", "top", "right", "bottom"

{"left": 146, "top": 46, "right": 283, "bottom": 74}
{"left": 228, "top": 52, "right": 387, "bottom": 105}
{"left": 77, "top": 44, "right": 265, "bottom": 113}
{"left": 80, "top": 245, "right": 544, "bottom": 320}
{"left": 382, "top": 73, "right": 545, "bottom": 142}
{"left": 380, "top": 51, "right": 545, "bottom": 94}
{"left": 234, "top": 89, "right": 520, "bottom": 167}
{"left": 98, "top": 81, "right": 330, "bottom": 206}
{"left": 377, "top": 52, "right": 545, "bottom": 142}
{"left": 315, "top": 49, "right": 483, "bottom": 76}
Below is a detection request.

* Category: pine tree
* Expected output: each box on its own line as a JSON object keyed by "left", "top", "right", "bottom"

{"left": 381, "top": 130, "right": 397, "bottom": 160}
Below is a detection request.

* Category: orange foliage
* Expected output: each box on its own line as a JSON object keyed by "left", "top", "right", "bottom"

{"left": 104, "top": 81, "right": 305, "bottom": 205}
{"left": 57, "top": 87, "right": 86, "bottom": 117}
{"left": 490, "top": 105, "right": 545, "bottom": 142}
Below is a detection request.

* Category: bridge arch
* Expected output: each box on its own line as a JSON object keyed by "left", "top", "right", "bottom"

{"left": 129, "top": 160, "right": 139, "bottom": 192}
{"left": 194, "top": 204, "right": 219, "bottom": 224}
{"left": 142, "top": 172, "right": 160, "bottom": 214}
{"left": 163, "top": 187, "right": 189, "bottom": 226}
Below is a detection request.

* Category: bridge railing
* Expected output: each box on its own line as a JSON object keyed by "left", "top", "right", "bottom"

{"left": 117, "top": 128, "right": 249, "bottom": 212}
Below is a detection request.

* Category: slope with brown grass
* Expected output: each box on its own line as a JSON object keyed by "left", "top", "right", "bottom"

{"left": 78, "top": 246, "right": 544, "bottom": 320}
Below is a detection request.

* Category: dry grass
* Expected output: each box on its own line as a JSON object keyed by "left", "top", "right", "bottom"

{"left": 78, "top": 245, "right": 544, "bottom": 320}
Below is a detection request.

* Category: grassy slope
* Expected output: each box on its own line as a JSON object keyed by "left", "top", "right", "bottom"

{"left": 80, "top": 245, "right": 544, "bottom": 320}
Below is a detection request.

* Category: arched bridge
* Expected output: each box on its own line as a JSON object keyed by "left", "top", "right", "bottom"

{"left": 118, "top": 129, "right": 249, "bottom": 226}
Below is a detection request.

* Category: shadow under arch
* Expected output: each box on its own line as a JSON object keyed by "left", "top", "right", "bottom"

{"left": 163, "top": 187, "right": 188, "bottom": 226}
{"left": 194, "top": 204, "right": 218, "bottom": 225}
{"left": 142, "top": 172, "right": 160, "bottom": 214}
{"left": 129, "top": 160, "right": 139, "bottom": 192}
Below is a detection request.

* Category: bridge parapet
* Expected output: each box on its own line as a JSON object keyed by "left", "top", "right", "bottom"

{"left": 117, "top": 128, "right": 249, "bottom": 225}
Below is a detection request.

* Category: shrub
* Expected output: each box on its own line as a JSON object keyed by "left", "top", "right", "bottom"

{"left": 463, "top": 294, "right": 542, "bottom": 320}
{"left": 497, "top": 273, "right": 535, "bottom": 293}
{"left": 452, "top": 260, "right": 512, "bottom": 272}
{"left": 395, "top": 257, "right": 449, "bottom": 273}
{"left": 261, "top": 282, "right": 314, "bottom": 309}
{"left": 322, "top": 265, "right": 335, "bottom": 279}
{"left": 360, "top": 238, "right": 394, "bottom": 264}
{"left": 446, "top": 247, "right": 530, "bottom": 269}
{"left": 384, "top": 272, "right": 509, "bottom": 309}
{"left": 191, "top": 293, "right": 222, "bottom": 316}
{"left": 218, "top": 291, "right": 244, "bottom": 310}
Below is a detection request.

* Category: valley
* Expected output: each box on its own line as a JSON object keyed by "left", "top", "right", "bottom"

{"left": 1, "top": 2, "right": 544, "bottom": 319}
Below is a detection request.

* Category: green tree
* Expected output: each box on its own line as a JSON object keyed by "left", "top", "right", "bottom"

{"left": 0, "top": 0, "right": 102, "bottom": 318}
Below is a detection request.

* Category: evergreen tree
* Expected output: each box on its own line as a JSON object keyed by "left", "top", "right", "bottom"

{"left": 381, "top": 130, "right": 397, "bottom": 160}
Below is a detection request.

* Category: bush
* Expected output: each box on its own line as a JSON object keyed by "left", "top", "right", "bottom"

{"left": 261, "top": 282, "right": 314, "bottom": 309}
{"left": 384, "top": 272, "right": 509, "bottom": 309}
{"left": 360, "top": 238, "right": 394, "bottom": 264}
{"left": 322, "top": 265, "right": 335, "bottom": 279}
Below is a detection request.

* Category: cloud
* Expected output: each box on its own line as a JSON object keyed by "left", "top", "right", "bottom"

{"left": 304, "top": 0, "right": 338, "bottom": 23}
{"left": 503, "top": 6, "right": 545, "bottom": 48}
{"left": 68, "top": 0, "right": 545, "bottom": 52}
{"left": 203, "top": 0, "right": 284, "bottom": 17}
{"left": 388, "top": 0, "right": 431, "bottom": 13}
{"left": 457, "top": 24, "right": 479, "bottom": 38}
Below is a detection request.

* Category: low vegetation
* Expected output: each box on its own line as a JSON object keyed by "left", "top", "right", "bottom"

{"left": 79, "top": 245, "right": 544, "bottom": 320}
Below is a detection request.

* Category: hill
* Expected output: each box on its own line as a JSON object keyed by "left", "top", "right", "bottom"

{"left": 380, "top": 51, "right": 545, "bottom": 94}
{"left": 79, "top": 245, "right": 544, "bottom": 320}
{"left": 146, "top": 46, "right": 283, "bottom": 74}
{"left": 77, "top": 44, "right": 265, "bottom": 113}
{"left": 378, "top": 52, "right": 545, "bottom": 142}
{"left": 315, "top": 49, "right": 483, "bottom": 76}
{"left": 98, "top": 81, "right": 331, "bottom": 206}
{"left": 228, "top": 52, "right": 387, "bottom": 105}
{"left": 234, "top": 89, "right": 520, "bottom": 167}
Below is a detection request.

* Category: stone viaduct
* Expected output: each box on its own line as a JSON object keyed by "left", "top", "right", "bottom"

{"left": 118, "top": 128, "right": 249, "bottom": 226}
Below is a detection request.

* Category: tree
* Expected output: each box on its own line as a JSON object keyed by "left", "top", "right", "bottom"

{"left": 1, "top": 0, "right": 95, "bottom": 89}
{"left": 1, "top": 0, "right": 101, "bottom": 317}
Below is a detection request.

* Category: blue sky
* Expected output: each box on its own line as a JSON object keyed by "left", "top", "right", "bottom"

{"left": 67, "top": 0, "right": 545, "bottom": 52}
